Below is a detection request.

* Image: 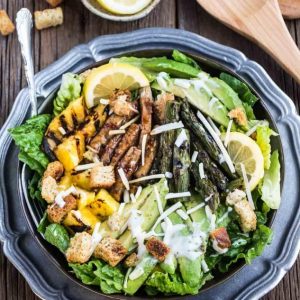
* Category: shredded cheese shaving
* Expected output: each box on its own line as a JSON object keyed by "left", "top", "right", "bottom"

{"left": 165, "top": 172, "right": 173, "bottom": 179}
{"left": 197, "top": 110, "right": 235, "bottom": 173}
{"left": 150, "top": 121, "right": 184, "bottom": 135}
{"left": 90, "top": 222, "right": 102, "bottom": 254}
{"left": 118, "top": 203, "right": 126, "bottom": 215}
{"left": 74, "top": 162, "right": 102, "bottom": 171}
{"left": 201, "top": 260, "right": 209, "bottom": 273}
{"left": 207, "top": 117, "right": 221, "bottom": 136}
{"left": 118, "top": 168, "right": 130, "bottom": 190}
{"left": 99, "top": 98, "right": 109, "bottom": 105}
{"left": 120, "top": 115, "right": 140, "bottom": 130}
{"left": 224, "top": 119, "right": 233, "bottom": 147}
{"left": 109, "top": 129, "right": 126, "bottom": 136}
{"left": 176, "top": 209, "right": 189, "bottom": 220}
{"left": 199, "top": 162, "right": 205, "bottom": 179}
{"left": 124, "top": 268, "right": 132, "bottom": 289}
{"left": 174, "top": 78, "right": 191, "bottom": 89}
{"left": 54, "top": 186, "right": 77, "bottom": 208}
{"left": 154, "top": 186, "right": 163, "bottom": 215}
{"left": 135, "top": 186, "right": 142, "bottom": 200}
{"left": 187, "top": 202, "right": 205, "bottom": 215}
{"left": 191, "top": 151, "right": 198, "bottom": 163}
{"left": 123, "top": 190, "right": 130, "bottom": 203}
{"left": 175, "top": 129, "right": 188, "bottom": 148}
{"left": 129, "top": 174, "right": 165, "bottom": 184}
{"left": 58, "top": 126, "right": 66, "bottom": 135}
{"left": 141, "top": 134, "right": 148, "bottom": 166}
{"left": 165, "top": 192, "right": 191, "bottom": 200}
{"left": 240, "top": 163, "right": 255, "bottom": 209}
{"left": 130, "top": 193, "right": 136, "bottom": 203}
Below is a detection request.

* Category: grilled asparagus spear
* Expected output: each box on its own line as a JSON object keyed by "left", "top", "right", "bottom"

{"left": 192, "top": 136, "right": 228, "bottom": 191}
{"left": 181, "top": 100, "right": 234, "bottom": 178}
{"left": 173, "top": 129, "right": 191, "bottom": 202}
{"left": 190, "top": 159, "right": 220, "bottom": 212}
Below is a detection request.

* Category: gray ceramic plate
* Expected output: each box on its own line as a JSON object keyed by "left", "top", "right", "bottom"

{"left": 0, "top": 28, "right": 299, "bottom": 300}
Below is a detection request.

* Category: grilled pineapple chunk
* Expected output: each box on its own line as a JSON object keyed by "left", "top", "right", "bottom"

{"left": 79, "top": 104, "right": 107, "bottom": 139}
{"left": 63, "top": 211, "right": 88, "bottom": 233}
{"left": 54, "top": 133, "right": 85, "bottom": 171}
{"left": 87, "top": 189, "right": 119, "bottom": 218}
{"left": 57, "top": 172, "right": 73, "bottom": 190}
{"left": 77, "top": 188, "right": 95, "bottom": 209}
{"left": 80, "top": 208, "right": 100, "bottom": 230}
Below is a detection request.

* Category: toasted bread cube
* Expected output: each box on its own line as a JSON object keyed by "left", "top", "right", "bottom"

{"left": 66, "top": 232, "right": 92, "bottom": 264}
{"left": 47, "top": 194, "right": 77, "bottom": 223}
{"left": 146, "top": 237, "right": 170, "bottom": 262}
{"left": 90, "top": 165, "right": 115, "bottom": 189}
{"left": 210, "top": 227, "right": 231, "bottom": 249}
{"left": 234, "top": 199, "right": 257, "bottom": 233}
{"left": 46, "top": 0, "right": 63, "bottom": 7}
{"left": 44, "top": 161, "right": 64, "bottom": 180}
{"left": 94, "top": 237, "right": 127, "bottom": 267}
{"left": 0, "top": 10, "right": 15, "bottom": 36}
{"left": 34, "top": 7, "right": 63, "bottom": 30}
{"left": 42, "top": 176, "right": 59, "bottom": 203}
{"left": 228, "top": 108, "right": 247, "bottom": 127}
{"left": 124, "top": 253, "right": 138, "bottom": 268}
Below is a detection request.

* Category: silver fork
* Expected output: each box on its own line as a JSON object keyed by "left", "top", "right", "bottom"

{"left": 16, "top": 8, "right": 37, "bottom": 117}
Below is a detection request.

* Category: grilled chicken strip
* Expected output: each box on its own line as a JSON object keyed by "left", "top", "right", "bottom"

{"left": 100, "top": 134, "right": 123, "bottom": 165}
{"left": 110, "top": 124, "right": 140, "bottom": 167}
{"left": 139, "top": 86, "right": 153, "bottom": 139}
{"left": 109, "top": 146, "right": 141, "bottom": 201}
{"left": 89, "top": 114, "right": 126, "bottom": 153}
{"left": 153, "top": 92, "right": 174, "bottom": 124}
{"left": 110, "top": 90, "right": 138, "bottom": 118}
{"left": 134, "top": 135, "right": 158, "bottom": 178}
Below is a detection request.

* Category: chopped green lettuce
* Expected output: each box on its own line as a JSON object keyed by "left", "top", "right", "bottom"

{"left": 37, "top": 212, "right": 50, "bottom": 234}
{"left": 145, "top": 271, "right": 213, "bottom": 296}
{"left": 256, "top": 125, "right": 278, "bottom": 169}
{"left": 44, "top": 224, "right": 70, "bottom": 253}
{"left": 172, "top": 50, "right": 201, "bottom": 70}
{"left": 53, "top": 73, "right": 82, "bottom": 115}
{"left": 261, "top": 150, "right": 281, "bottom": 209}
{"left": 9, "top": 114, "right": 52, "bottom": 175}
{"left": 69, "top": 259, "right": 125, "bottom": 294}
{"left": 28, "top": 172, "right": 44, "bottom": 203}
{"left": 220, "top": 73, "right": 258, "bottom": 107}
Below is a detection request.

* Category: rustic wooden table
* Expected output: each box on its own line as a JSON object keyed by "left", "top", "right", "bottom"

{"left": 0, "top": 0, "right": 299, "bottom": 299}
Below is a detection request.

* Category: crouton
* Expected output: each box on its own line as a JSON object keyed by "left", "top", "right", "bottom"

{"left": 46, "top": 0, "right": 63, "bottom": 7}
{"left": 66, "top": 232, "right": 92, "bottom": 264}
{"left": 234, "top": 199, "right": 257, "bottom": 232}
{"left": 124, "top": 253, "right": 138, "bottom": 268}
{"left": 107, "top": 213, "right": 122, "bottom": 232}
{"left": 0, "top": 10, "right": 15, "bottom": 36}
{"left": 34, "top": 7, "right": 63, "bottom": 30}
{"left": 226, "top": 189, "right": 246, "bottom": 206}
{"left": 94, "top": 237, "right": 127, "bottom": 267}
{"left": 41, "top": 176, "right": 59, "bottom": 203}
{"left": 110, "top": 90, "right": 138, "bottom": 117}
{"left": 228, "top": 108, "right": 247, "bottom": 127}
{"left": 47, "top": 194, "right": 77, "bottom": 223}
{"left": 90, "top": 165, "right": 115, "bottom": 189}
{"left": 210, "top": 227, "right": 231, "bottom": 249}
{"left": 43, "top": 161, "right": 64, "bottom": 180}
{"left": 146, "top": 237, "right": 170, "bottom": 262}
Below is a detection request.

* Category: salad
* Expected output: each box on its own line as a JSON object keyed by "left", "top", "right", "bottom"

{"left": 9, "top": 50, "right": 281, "bottom": 296}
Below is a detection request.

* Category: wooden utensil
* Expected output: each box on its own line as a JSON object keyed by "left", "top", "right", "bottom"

{"left": 279, "top": 0, "right": 300, "bottom": 19}
{"left": 197, "top": 0, "right": 300, "bottom": 84}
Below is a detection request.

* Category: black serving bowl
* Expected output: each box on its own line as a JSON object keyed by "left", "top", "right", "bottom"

{"left": 0, "top": 29, "right": 298, "bottom": 300}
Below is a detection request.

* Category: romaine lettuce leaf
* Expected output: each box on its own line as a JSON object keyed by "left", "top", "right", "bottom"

{"left": 69, "top": 259, "right": 125, "bottom": 294}
{"left": 28, "top": 172, "right": 44, "bottom": 203}
{"left": 44, "top": 224, "right": 70, "bottom": 253}
{"left": 9, "top": 114, "right": 51, "bottom": 174}
{"left": 145, "top": 271, "right": 213, "bottom": 296}
{"left": 261, "top": 150, "right": 281, "bottom": 209}
{"left": 256, "top": 125, "right": 278, "bottom": 169}
{"left": 53, "top": 73, "right": 82, "bottom": 116}
{"left": 172, "top": 50, "right": 201, "bottom": 70}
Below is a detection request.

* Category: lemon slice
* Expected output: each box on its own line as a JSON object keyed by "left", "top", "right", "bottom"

{"left": 97, "top": 0, "right": 152, "bottom": 15}
{"left": 83, "top": 63, "right": 149, "bottom": 108}
{"left": 227, "top": 132, "right": 264, "bottom": 190}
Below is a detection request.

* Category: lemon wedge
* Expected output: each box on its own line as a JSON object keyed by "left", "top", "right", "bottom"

{"left": 227, "top": 132, "right": 264, "bottom": 190}
{"left": 83, "top": 63, "right": 149, "bottom": 108}
{"left": 97, "top": 0, "right": 152, "bottom": 15}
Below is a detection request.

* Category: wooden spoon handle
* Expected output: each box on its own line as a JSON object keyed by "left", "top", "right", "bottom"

{"left": 246, "top": 1, "right": 300, "bottom": 83}
{"left": 279, "top": 0, "right": 300, "bottom": 19}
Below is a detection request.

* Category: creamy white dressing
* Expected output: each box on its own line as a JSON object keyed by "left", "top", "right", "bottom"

{"left": 157, "top": 72, "right": 169, "bottom": 90}
{"left": 174, "top": 78, "right": 191, "bottom": 89}
{"left": 212, "top": 239, "right": 228, "bottom": 254}
{"left": 162, "top": 218, "right": 203, "bottom": 261}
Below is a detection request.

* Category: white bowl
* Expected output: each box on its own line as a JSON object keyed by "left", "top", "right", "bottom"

{"left": 81, "top": 0, "right": 161, "bottom": 21}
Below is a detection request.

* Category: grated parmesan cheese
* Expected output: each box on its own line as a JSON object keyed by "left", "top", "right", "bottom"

{"left": 99, "top": 98, "right": 109, "bottom": 105}
{"left": 135, "top": 186, "right": 142, "bottom": 200}
{"left": 165, "top": 192, "right": 191, "bottom": 200}
{"left": 224, "top": 119, "right": 233, "bottom": 147}
{"left": 150, "top": 121, "right": 184, "bottom": 135}
{"left": 123, "top": 190, "right": 130, "bottom": 203}
{"left": 141, "top": 134, "right": 148, "bottom": 166}
{"left": 120, "top": 115, "right": 140, "bottom": 130}
{"left": 174, "top": 78, "right": 191, "bottom": 89}
{"left": 54, "top": 186, "right": 77, "bottom": 208}
{"left": 191, "top": 151, "right": 198, "bottom": 163}
{"left": 176, "top": 209, "right": 189, "bottom": 220}
{"left": 109, "top": 129, "right": 126, "bottom": 136}
{"left": 165, "top": 172, "right": 173, "bottom": 179}
{"left": 154, "top": 186, "right": 163, "bottom": 215}
{"left": 90, "top": 222, "right": 102, "bottom": 254}
{"left": 201, "top": 260, "right": 209, "bottom": 273}
{"left": 199, "top": 162, "right": 205, "bottom": 179}
{"left": 207, "top": 117, "right": 221, "bottom": 136}
{"left": 74, "top": 162, "right": 102, "bottom": 171}
{"left": 130, "top": 193, "right": 136, "bottom": 203}
{"left": 129, "top": 266, "right": 144, "bottom": 280}
{"left": 118, "top": 168, "right": 130, "bottom": 190}
{"left": 240, "top": 163, "right": 255, "bottom": 210}
{"left": 118, "top": 203, "right": 126, "bottom": 215}
{"left": 175, "top": 129, "right": 188, "bottom": 148}
{"left": 197, "top": 110, "right": 235, "bottom": 173}
{"left": 187, "top": 202, "right": 205, "bottom": 215}
{"left": 58, "top": 126, "right": 66, "bottom": 135}
{"left": 129, "top": 174, "right": 165, "bottom": 184}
